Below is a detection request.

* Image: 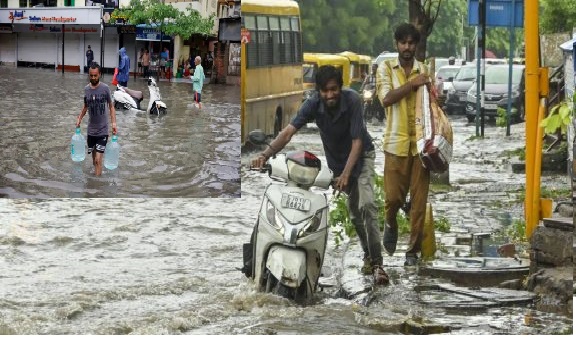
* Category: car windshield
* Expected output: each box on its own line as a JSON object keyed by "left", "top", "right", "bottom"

{"left": 436, "top": 67, "right": 460, "bottom": 80}
{"left": 485, "top": 66, "right": 523, "bottom": 84}
{"left": 454, "top": 67, "right": 477, "bottom": 81}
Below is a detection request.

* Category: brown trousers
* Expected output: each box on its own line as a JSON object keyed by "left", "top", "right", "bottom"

{"left": 384, "top": 152, "right": 430, "bottom": 255}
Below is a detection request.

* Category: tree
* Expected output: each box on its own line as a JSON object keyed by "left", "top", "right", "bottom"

{"left": 408, "top": 0, "right": 442, "bottom": 61}
{"left": 540, "top": 0, "right": 576, "bottom": 34}
{"left": 111, "top": 0, "right": 214, "bottom": 37}
{"left": 299, "top": 0, "right": 399, "bottom": 55}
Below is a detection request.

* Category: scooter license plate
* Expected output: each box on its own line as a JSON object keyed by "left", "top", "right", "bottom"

{"left": 281, "top": 194, "right": 311, "bottom": 211}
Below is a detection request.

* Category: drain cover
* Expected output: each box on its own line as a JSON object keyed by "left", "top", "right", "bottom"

{"left": 419, "top": 257, "right": 530, "bottom": 287}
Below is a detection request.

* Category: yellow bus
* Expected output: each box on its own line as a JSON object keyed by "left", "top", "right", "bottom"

{"left": 302, "top": 52, "right": 351, "bottom": 100}
{"left": 241, "top": 0, "right": 303, "bottom": 144}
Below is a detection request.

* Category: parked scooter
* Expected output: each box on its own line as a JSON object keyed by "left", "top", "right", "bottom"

{"left": 146, "top": 77, "right": 167, "bottom": 115}
{"left": 113, "top": 85, "right": 143, "bottom": 110}
{"left": 243, "top": 130, "right": 333, "bottom": 304}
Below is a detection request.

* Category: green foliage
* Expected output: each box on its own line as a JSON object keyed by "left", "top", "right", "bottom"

{"left": 300, "top": 0, "right": 402, "bottom": 55}
{"left": 300, "top": 0, "right": 526, "bottom": 59}
{"left": 540, "top": 0, "right": 576, "bottom": 34}
{"left": 515, "top": 186, "right": 571, "bottom": 202}
{"left": 500, "top": 147, "right": 526, "bottom": 161}
{"left": 163, "top": 6, "right": 216, "bottom": 38}
{"left": 495, "top": 107, "right": 507, "bottom": 127}
{"left": 540, "top": 100, "right": 572, "bottom": 135}
{"left": 486, "top": 27, "right": 525, "bottom": 59}
{"left": 328, "top": 173, "right": 450, "bottom": 247}
{"left": 434, "top": 216, "right": 451, "bottom": 233}
{"left": 111, "top": 0, "right": 214, "bottom": 37}
{"left": 496, "top": 218, "right": 527, "bottom": 244}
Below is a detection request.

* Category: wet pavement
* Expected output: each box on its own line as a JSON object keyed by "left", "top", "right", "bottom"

{"left": 240, "top": 116, "right": 573, "bottom": 334}
{"left": 0, "top": 115, "right": 572, "bottom": 334}
{"left": 0, "top": 66, "right": 240, "bottom": 198}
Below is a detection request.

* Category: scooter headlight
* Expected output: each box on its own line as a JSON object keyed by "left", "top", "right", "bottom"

{"left": 265, "top": 200, "right": 285, "bottom": 235}
{"left": 298, "top": 210, "right": 324, "bottom": 238}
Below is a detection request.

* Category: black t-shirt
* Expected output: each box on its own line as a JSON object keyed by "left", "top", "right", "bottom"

{"left": 291, "top": 88, "right": 374, "bottom": 177}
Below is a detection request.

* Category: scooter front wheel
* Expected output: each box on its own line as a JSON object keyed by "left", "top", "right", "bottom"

{"left": 265, "top": 270, "right": 308, "bottom": 303}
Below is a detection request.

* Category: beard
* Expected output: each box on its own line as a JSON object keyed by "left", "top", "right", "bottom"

{"left": 90, "top": 78, "right": 99, "bottom": 86}
{"left": 323, "top": 97, "right": 339, "bottom": 110}
{"left": 400, "top": 50, "right": 414, "bottom": 62}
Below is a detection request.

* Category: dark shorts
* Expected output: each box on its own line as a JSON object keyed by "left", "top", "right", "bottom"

{"left": 194, "top": 92, "right": 201, "bottom": 103}
{"left": 87, "top": 134, "right": 108, "bottom": 154}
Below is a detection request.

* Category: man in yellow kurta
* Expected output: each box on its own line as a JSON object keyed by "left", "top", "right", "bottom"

{"left": 377, "top": 23, "right": 431, "bottom": 267}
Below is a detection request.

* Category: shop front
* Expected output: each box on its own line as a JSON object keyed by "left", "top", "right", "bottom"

{"left": 0, "top": 7, "right": 102, "bottom": 71}
{"left": 135, "top": 24, "right": 172, "bottom": 80}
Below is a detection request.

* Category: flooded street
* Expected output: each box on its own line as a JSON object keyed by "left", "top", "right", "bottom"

{"left": 0, "top": 66, "right": 240, "bottom": 198}
{"left": 0, "top": 116, "right": 572, "bottom": 334}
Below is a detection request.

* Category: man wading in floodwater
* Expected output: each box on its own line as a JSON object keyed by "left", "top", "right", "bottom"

{"left": 76, "top": 63, "right": 117, "bottom": 176}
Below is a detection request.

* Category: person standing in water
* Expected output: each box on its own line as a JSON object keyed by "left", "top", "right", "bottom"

{"left": 191, "top": 56, "right": 205, "bottom": 109}
{"left": 76, "top": 63, "right": 118, "bottom": 176}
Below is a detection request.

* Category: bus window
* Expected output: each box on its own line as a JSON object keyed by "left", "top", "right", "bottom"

{"left": 242, "top": 0, "right": 303, "bottom": 143}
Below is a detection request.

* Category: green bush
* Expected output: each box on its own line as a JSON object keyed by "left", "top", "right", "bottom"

{"left": 328, "top": 173, "right": 450, "bottom": 247}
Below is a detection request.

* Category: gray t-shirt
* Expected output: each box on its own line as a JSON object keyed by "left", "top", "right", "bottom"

{"left": 84, "top": 83, "right": 112, "bottom": 136}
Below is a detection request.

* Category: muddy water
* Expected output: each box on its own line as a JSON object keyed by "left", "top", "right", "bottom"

{"left": 0, "top": 66, "right": 240, "bottom": 198}
{"left": 0, "top": 116, "right": 572, "bottom": 334}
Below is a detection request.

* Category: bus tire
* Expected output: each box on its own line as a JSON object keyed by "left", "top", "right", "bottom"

{"left": 274, "top": 108, "right": 283, "bottom": 137}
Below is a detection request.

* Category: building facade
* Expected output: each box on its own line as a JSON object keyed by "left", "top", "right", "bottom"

{"left": 0, "top": 0, "right": 220, "bottom": 78}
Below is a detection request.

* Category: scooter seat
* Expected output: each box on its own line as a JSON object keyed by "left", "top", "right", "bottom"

{"left": 123, "top": 87, "right": 144, "bottom": 101}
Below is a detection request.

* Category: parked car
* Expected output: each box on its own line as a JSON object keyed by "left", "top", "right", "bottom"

{"left": 434, "top": 65, "right": 461, "bottom": 108}
{"left": 444, "top": 65, "right": 478, "bottom": 115}
{"left": 465, "top": 64, "right": 526, "bottom": 123}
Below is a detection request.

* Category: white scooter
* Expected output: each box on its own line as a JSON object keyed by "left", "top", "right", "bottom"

{"left": 146, "top": 77, "right": 167, "bottom": 115}
{"left": 113, "top": 85, "right": 143, "bottom": 110}
{"left": 243, "top": 130, "right": 333, "bottom": 304}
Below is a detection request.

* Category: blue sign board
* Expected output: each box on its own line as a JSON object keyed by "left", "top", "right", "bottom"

{"left": 136, "top": 27, "right": 171, "bottom": 41}
{"left": 468, "top": 0, "right": 523, "bottom": 27}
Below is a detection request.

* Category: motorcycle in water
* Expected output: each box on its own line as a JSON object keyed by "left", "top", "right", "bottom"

{"left": 362, "top": 83, "right": 385, "bottom": 124}
{"left": 243, "top": 130, "right": 333, "bottom": 303}
{"left": 113, "top": 85, "right": 143, "bottom": 110}
{"left": 362, "top": 85, "right": 375, "bottom": 123}
{"left": 146, "top": 77, "right": 167, "bottom": 115}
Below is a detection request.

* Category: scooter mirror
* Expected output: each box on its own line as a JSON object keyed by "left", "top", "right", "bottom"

{"left": 248, "top": 130, "right": 267, "bottom": 145}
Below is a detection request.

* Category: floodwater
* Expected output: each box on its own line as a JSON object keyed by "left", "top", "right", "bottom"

{"left": 0, "top": 116, "right": 572, "bottom": 334}
{"left": 0, "top": 66, "right": 240, "bottom": 198}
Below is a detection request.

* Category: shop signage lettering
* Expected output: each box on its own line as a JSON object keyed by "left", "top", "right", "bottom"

{"left": 29, "top": 16, "right": 77, "bottom": 23}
